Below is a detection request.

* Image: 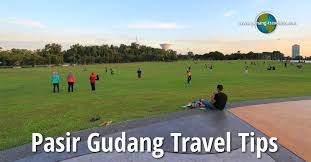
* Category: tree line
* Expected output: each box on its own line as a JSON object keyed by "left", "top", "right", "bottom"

{"left": 179, "top": 51, "right": 311, "bottom": 61}
{"left": 0, "top": 43, "right": 178, "bottom": 66}
{"left": 1, "top": 43, "right": 308, "bottom": 66}
{"left": 178, "top": 51, "right": 287, "bottom": 61}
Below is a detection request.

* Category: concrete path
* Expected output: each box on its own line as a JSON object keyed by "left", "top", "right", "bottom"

{"left": 62, "top": 143, "right": 274, "bottom": 162}
{"left": 230, "top": 100, "right": 311, "bottom": 162}
{"left": 1, "top": 96, "right": 310, "bottom": 162}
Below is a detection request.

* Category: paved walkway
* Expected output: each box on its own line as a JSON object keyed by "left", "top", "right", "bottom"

{"left": 62, "top": 143, "right": 274, "bottom": 162}
{"left": 1, "top": 97, "right": 310, "bottom": 162}
{"left": 230, "top": 100, "right": 311, "bottom": 162}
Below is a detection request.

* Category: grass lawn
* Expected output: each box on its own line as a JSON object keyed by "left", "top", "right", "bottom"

{"left": 0, "top": 60, "right": 310, "bottom": 150}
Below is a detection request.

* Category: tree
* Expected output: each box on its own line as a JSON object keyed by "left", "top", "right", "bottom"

{"left": 43, "top": 43, "right": 62, "bottom": 65}
{"left": 64, "top": 44, "right": 82, "bottom": 64}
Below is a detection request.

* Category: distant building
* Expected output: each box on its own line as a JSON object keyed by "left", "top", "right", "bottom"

{"left": 292, "top": 44, "right": 300, "bottom": 58}
{"left": 160, "top": 44, "right": 172, "bottom": 50}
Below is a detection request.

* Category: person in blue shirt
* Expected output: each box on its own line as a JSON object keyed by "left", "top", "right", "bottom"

{"left": 50, "top": 72, "right": 60, "bottom": 93}
{"left": 137, "top": 67, "right": 142, "bottom": 79}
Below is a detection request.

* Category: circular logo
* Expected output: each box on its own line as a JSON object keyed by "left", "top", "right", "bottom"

{"left": 256, "top": 12, "right": 277, "bottom": 34}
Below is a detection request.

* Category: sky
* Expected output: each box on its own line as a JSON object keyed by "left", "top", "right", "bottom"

{"left": 0, "top": 0, "right": 310, "bottom": 56}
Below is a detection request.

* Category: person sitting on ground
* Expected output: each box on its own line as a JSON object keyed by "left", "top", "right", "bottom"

{"left": 190, "top": 84, "right": 228, "bottom": 110}
{"left": 297, "top": 63, "right": 303, "bottom": 69}
{"left": 267, "top": 64, "right": 272, "bottom": 70}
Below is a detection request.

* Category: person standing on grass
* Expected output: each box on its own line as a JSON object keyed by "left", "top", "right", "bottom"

{"left": 50, "top": 72, "right": 60, "bottom": 93}
{"left": 67, "top": 72, "right": 75, "bottom": 93}
{"left": 137, "top": 67, "right": 142, "bottom": 79}
{"left": 186, "top": 67, "right": 192, "bottom": 84}
{"left": 90, "top": 72, "right": 96, "bottom": 91}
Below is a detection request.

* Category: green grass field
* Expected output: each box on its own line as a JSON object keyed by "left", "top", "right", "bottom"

{"left": 1, "top": 60, "right": 310, "bottom": 150}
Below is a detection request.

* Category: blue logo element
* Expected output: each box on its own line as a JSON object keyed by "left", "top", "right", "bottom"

{"left": 256, "top": 12, "right": 277, "bottom": 34}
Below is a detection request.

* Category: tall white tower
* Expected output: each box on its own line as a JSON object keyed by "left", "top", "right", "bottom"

{"left": 160, "top": 44, "right": 172, "bottom": 50}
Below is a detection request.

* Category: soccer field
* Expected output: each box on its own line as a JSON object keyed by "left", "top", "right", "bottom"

{"left": 0, "top": 60, "right": 310, "bottom": 150}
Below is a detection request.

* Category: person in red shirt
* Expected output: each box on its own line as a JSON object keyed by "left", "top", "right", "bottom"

{"left": 67, "top": 72, "right": 75, "bottom": 92}
{"left": 90, "top": 72, "right": 96, "bottom": 91}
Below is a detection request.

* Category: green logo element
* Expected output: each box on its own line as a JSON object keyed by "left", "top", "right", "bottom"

{"left": 256, "top": 12, "right": 277, "bottom": 34}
